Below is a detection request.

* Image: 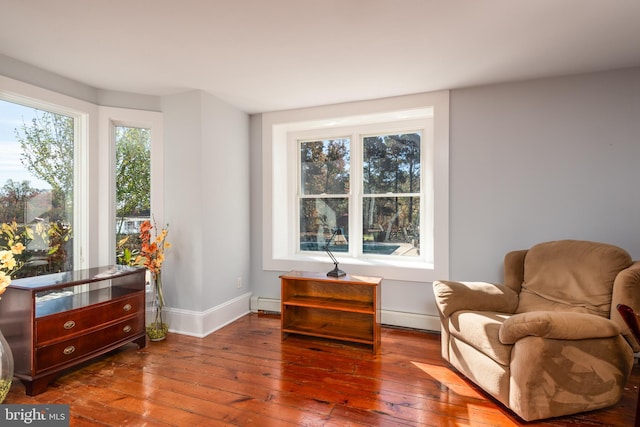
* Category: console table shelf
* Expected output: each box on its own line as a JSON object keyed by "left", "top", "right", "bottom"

{"left": 283, "top": 296, "right": 374, "bottom": 313}
{"left": 280, "top": 271, "right": 382, "bottom": 352}
{"left": 0, "top": 265, "right": 147, "bottom": 395}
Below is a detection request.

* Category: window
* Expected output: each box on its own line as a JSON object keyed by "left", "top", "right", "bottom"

{"left": 97, "top": 107, "right": 163, "bottom": 267}
{"left": 362, "top": 131, "right": 422, "bottom": 256}
{"left": 115, "top": 126, "right": 151, "bottom": 266}
{"left": 0, "top": 98, "right": 82, "bottom": 277}
{"left": 298, "top": 131, "right": 423, "bottom": 258}
{"left": 1, "top": 76, "right": 160, "bottom": 272}
{"left": 299, "top": 137, "right": 350, "bottom": 253}
{"left": 263, "top": 91, "right": 449, "bottom": 282}
{"left": 0, "top": 100, "right": 74, "bottom": 276}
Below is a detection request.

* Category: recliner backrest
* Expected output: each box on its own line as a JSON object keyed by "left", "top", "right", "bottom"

{"left": 516, "top": 240, "right": 632, "bottom": 317}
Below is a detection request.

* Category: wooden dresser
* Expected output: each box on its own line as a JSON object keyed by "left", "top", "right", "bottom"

{"left": 0, "top": 265, "right": 147, "bottom": 395}
{"left": 280, "top": 271, "right": 382, "bottom": 352}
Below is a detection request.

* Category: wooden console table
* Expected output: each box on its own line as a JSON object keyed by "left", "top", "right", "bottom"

{"left": 280, "top": 271, "right": 382, "bottom": 352}
{"left": 0, "top": 265, "right": 146, "bottom": 395}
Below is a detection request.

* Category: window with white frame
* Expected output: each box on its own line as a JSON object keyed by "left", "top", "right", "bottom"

{"left": 0, "top": 79, "right": 93, "bottom": 275}
{"left": 263, "top": 91, "right": 449, "bottom": 282}
{"left": 1, "top": 76, "right": 161, "bottom": 272}
{"left": 296, "top": 125, "right": 425, "bottom": 258}
{"left": 115, "top": 125, "right": 151, "bottom": 265}
{"left": 98, "top": 107, "right": 163, "bottom": 267}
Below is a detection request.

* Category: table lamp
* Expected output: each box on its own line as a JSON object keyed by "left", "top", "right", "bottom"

{"left": 324, "top": 228, "right": 347, "bottom": 277}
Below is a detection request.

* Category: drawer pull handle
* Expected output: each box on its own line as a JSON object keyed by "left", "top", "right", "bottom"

{"left": 63, "top": 346, "right": 75, "bottom": 355}
{"left": 123, "top": 325, "right": 132, "bottom": 333}
{"left": 63, "top": 320, "right": 76, "bottom": 330}
{"left": 123, "top": 304, "right": 132, "bottom": 312}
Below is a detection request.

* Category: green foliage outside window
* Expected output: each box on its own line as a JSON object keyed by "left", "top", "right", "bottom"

{"left": 115, "top": 126, "right": 151, "bottom": 266}
{"left": 298, "top": 132, "right": 422, "bottom": 256}
{"left": 0, "top": 105, "right": 152, "bottom": 275}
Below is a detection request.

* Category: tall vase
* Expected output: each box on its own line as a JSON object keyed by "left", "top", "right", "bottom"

{"left": 146, "top": 271, "right": 168, "bottom": 341}
{"left": 0, "top": 328, "right": 14, "bottom": 403}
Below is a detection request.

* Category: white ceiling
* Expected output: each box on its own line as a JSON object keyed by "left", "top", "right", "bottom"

{"left": 1, "top": 0, "right": 639, "bottom": 114}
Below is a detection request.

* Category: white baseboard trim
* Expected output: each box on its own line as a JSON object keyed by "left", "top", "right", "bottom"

{"left": 249, "top": 296, "right": 441, "bottom": 333}
{"left": 382, "top": 309, "right": 441, "bottom": 332}
{"left": 152, "top": 293, "right": 441, "bottom": 338}
{"left": 154, "top": 292, "right": 252, "bottom": 338}
{"left": 250, "top": 295, "right": 281, "bottom": 313}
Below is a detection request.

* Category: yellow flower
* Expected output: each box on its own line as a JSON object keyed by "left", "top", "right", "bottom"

{"left": 0, "top": 271, "right": 10, "bottom": 295}
{"left": 1, "top": 221, "right": 29, "bottom": 294}
{"left": 0, "top": 250, "right": 13, "bottom": 265}
{"left": 11, "top": 242, "right": 25, "bottom": 255}
{"left": 2, "top": 257, "right": 16, "bottom": 271}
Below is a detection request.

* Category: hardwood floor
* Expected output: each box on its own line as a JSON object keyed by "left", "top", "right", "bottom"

{"left": 6, "top": 313, "right": 639, "bottom": 426}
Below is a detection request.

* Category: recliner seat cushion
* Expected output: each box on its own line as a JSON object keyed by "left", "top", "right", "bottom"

{"left": 517, "top": 240, "right": 632, "bottom": 317}
{"left": 448, "top": 310, "right": 513, "bottom": 366}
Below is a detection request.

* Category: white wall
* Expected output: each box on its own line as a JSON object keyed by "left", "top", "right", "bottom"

{"left": 200, "top": 91, "right": 251, "bottom": 305}
{"left": 162, "top": 90, "right": 251, "bottom": 331}
{"left": 161, "top": 91, "right": 205, "bottom": 312}
{"left": 250, "top": 67, "right": 640, "bottom": 329}
{"left": 450, "top": 68, "right": 640, "bottom": 282}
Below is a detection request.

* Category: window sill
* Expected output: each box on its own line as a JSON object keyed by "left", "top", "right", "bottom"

{"left": 265, "top": 254, "right": 443, "bottom": 283}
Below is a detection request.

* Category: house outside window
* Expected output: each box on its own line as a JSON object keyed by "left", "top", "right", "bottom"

{"left": 263, "top": 90, "right": 450, "bottom": 283}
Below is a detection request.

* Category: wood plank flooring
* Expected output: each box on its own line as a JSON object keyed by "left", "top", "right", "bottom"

{"left": 5, "top": 313, "right": 639, "bottom": 426}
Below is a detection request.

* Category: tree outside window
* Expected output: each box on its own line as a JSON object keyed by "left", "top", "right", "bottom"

{"left": 298, "top": 131, "right": 421, "bottom": 257}
{"left": 362, "top": 132, "right": 421, "bottom": 256}
{"left": 115, "top": 126, "right": 151, "bottom": 266}
{"left": 0, "top": 100, "right": 74, "bottom": 277}
{"left": 0, "top": 100, "right": 152, "bottom": 275}
{"left": 299, "top": 138, "right": 350, "bottom": 251}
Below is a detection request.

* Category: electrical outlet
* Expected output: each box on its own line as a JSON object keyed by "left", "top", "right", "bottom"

{"left": 236, "top": 276, "right": 242, "bottom": 289}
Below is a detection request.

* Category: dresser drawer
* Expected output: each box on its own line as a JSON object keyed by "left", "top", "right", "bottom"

{"left": 36, "top": 293, "right": 144, "bottom": 345}
{"left": 36, "top": 314, "right": 144, "bottom": 371}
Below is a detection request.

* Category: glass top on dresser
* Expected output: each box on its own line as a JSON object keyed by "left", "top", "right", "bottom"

{"left": 9, "top": 265, "right": 143, "bottom": 291}
{"left": 8, "top": 265, "right": 146, "bottom": 318}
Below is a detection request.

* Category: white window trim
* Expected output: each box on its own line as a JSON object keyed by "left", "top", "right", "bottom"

{"left": 97, "top": 107, "right": 164, "bottom": 266}
{"left": 0, "top": 75, "right": 97, "bottom": 270}
{"left": 290, "top": 119, "right": 431, "bottom": 261}
{"left": 262, "top": 91, "right": 449, "bottom": 282}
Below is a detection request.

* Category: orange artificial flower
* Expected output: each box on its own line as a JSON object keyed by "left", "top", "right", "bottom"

{"left": 135, "top": 219, "right": 170, "bottom": 275}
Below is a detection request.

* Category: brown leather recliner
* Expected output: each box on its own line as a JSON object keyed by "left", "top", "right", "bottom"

{"left": 433, "top": 240, "right": 640, "bottom": 421}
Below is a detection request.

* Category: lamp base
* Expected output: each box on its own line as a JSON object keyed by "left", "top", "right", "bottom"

{"left": 327, "top": 265, "right": 346, "bottom": 277}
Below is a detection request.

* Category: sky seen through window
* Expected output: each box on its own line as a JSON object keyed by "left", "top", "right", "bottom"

{"left": 0, "top": 99, "right": 52, "bottom": 190}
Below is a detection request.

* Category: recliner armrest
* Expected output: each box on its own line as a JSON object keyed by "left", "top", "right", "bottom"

{"left": 611, "top": 260, "right": 640, "bottom": 352}
{"left": 499, "top": 311, "right": 621, "bottom": 344}
{"left": 433, "top": 280, "right": 519, "bottom": 317}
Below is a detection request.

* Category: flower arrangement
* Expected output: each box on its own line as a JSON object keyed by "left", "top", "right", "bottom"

{"left": 0, "top": 221, "right": 27, "bottom": 297}
{"left": 135, "top": 218, "right": 171, "bottom": 340}
{"left": 136, "top": 219, "right": 170, "bottom": 275}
